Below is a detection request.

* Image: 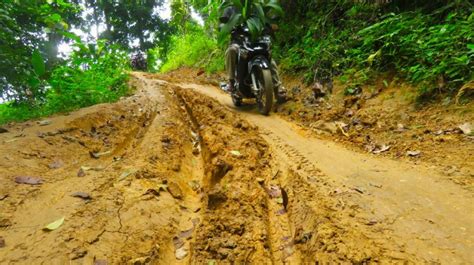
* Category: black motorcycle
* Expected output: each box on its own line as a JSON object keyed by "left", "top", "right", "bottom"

{"left": 230, "top": 27, "right": 275, "bottom": 115}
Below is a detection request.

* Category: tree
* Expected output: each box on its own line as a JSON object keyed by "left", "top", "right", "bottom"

{"left": 0, "top": 0, "right": 78, "bottom": 102}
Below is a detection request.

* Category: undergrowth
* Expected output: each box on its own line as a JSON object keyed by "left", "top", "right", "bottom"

{"left": 275, "top": 1, "right": 474, "bottom": 101}
{"left": 159, "top": 24, "right": 224, "bottom": 73}
{"left": 0, "top": 42, "right": 130, "bottom": 125}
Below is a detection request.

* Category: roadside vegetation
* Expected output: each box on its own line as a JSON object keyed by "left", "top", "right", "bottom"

{"left": 274, "top": 0, "right": 474, "bottom": 101}
{"left": 0, "top": 0, "right": 170, "bottom": 125}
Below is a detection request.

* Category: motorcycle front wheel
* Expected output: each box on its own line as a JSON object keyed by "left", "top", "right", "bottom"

{"left": 254, "top": 68, "right": 274, "bottom": 115}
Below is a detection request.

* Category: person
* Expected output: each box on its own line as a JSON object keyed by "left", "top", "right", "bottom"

{"left": 219, "top": 4, "right": 286, "bottom": 101}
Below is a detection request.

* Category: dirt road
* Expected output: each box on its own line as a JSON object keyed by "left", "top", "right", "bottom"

{"left": 0, "top": 73, "right": 472, "bottom": 264}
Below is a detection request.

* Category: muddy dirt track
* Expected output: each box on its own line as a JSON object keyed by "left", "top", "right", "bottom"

{"left": 0, "top": 73, "right": 473, "bottom": 264}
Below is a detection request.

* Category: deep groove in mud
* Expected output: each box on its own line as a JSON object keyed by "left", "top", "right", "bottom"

{"left": 173, "top": 86, "right": 306, "bottom": 263}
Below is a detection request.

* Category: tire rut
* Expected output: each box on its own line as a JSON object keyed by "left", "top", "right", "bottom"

{"left": 175, "top": 86, "right": 302, "bottom": 263}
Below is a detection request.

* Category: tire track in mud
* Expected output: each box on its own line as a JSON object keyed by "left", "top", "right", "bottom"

{"left": 173, "top": 85, "right": 408, "bottom": 264}
{"left": 262, "top": 129, "right": 418, "bottom": 263}
{"left": 174, "top": 86, "right": 302, "bottom": 263}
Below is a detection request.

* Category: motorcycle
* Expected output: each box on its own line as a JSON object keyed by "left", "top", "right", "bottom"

{"left": 229, "top": 26, "right": 275, "bottom": 115}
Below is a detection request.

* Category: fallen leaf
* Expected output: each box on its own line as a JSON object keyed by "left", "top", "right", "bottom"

{"left": 173, "top": 236, "right": 184, "bottom": 249}
{"left": 372, "top": 144, "right": 391, "bottom": 154}
{"left": 38, "top": 120, "right": 51, "bottom": 126}
{"left": 143, "top": 189, "right": 160, "bottom": 197}
{"left": 14, "top": 176, "right": 43, "bottom": 185}
{"left": 43, "top": 217, "right": 65, "bottom": 231}
{"left": 71, "top": 192, "right": 92, "bottom": 200}
{"left": 71, "top": 247, "right": 87, "bottom": 260}
{"left": 175, "top": 247, "right": 188, "bottom": 260}
{"left": 406, "top": 150, "right": 421, "bottom": 157}
{"left": 187, "top": 181, "right": 200, "bottom": 191}
{"left": 229, "top": 150, "right": 242, "bottom": 157}
{"left": 396, "top": 123, "right": 406, "bottom": 132}
{"left": 336, "top": 122, "right": 349, "bottom": 137}
{"left": 366, "top": 219, "right": 378, "bottom": 226}
{"left": 167, "top": 182, "right": 183, "bottom": 199}
{"left": 369, "top": 183, "right": 383, "bottom": 188}
{"left": 77, "top": 168, "right": 86, "bottom": 177}
{"left": 89, "top": 151, "right": 111, "bottom": 159}
{"left": 119, "top": 169, "right": 137, "bottom": 180}
{"left": 179, "top": 228, "right": 194, "bottom": 239}
{"left": 48, "top": 160, "right": 64, "bottom": 169}
{"left": 93, "top": 259, "right": 108, "bottom": 265}
{"left": 281, "top": 188, "right": 289, "bottom": 209}
{"left": 459, "top": 123, "right": 472, "bottom": 135}
{"left": 268, "top": 185, "right": 282, "bottom": 198}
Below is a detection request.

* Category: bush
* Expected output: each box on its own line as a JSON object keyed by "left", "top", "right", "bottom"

{"left": 276, "top": 1, "right": 474, "bottom": 99}
{"left": 160, "top": 25, "right": 224, "bottom": 73}
{"left": 0, "top": 41, "right": 130, "bottom": 125}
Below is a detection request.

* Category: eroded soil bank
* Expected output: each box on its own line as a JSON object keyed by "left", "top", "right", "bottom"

{"left": 0, "top": 72, "right": 472, "bottom": 264}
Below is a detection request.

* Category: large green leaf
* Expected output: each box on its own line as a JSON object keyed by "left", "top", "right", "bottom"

{"left": 246, "top": 17, "right": 263, "bottom": 39}
{"left": 265, "top": 2, "right": 283, "bottom": 16}
{"left": 31, "top": 50, "right": 46, "bottom": 77}
{"left": 218, "top": 13, "right": 242, "bottom": 42}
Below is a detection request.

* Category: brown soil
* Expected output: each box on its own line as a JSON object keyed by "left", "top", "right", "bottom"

{"left": 277, "top": 74, "right": 474, "bottom": 188}
{"left": 0, "top": 71, "right": 472, "bottom": 264}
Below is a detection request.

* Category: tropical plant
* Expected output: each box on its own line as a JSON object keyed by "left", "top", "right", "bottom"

{"left": 218, "top": 0, "right": 283, "bottom": 41}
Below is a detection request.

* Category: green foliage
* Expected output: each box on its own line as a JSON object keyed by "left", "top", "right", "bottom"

{"left": 160, "top": 25, "right": 224, "bottom": 73}
{"left": 0, "top": 41, "right": 130, "bottom": 125}
{"left": 0, "top": 0, "right": 79, "bottom": 101}
{"left": 218, "top": 0, "right": 283, "bottom": 42}
{"left": 89, "top": 0, "right": 171, "bottom": 51}
{"left": 276, "top": 0, "right": 474, "bottom": 99}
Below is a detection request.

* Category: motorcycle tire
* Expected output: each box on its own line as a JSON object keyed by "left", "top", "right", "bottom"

{"left": 255, "top": 68, "right": 274, "bottom": 115}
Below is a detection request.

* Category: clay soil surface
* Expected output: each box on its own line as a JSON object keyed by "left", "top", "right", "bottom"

{"left": 0, "top": 71, "right": 473, "bottom": 264}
